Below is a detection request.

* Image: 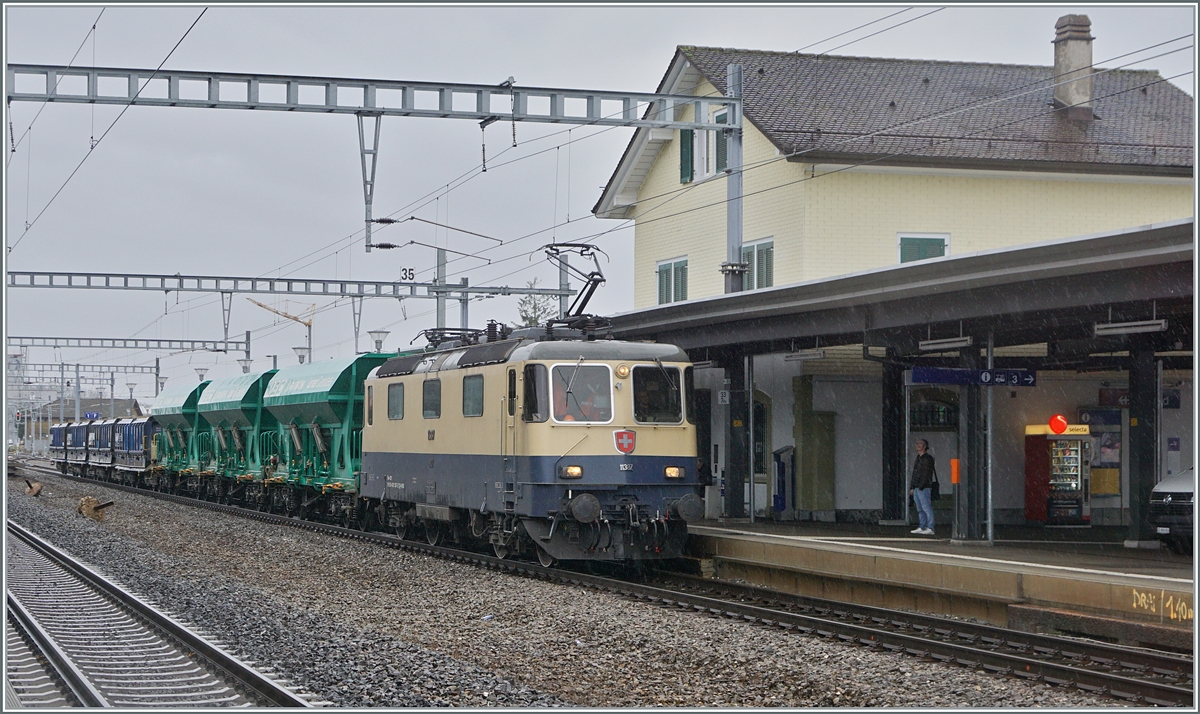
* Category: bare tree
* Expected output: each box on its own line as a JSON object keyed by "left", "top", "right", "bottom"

{"left": 514, "top": 277, "right": 557, "bottom": 327}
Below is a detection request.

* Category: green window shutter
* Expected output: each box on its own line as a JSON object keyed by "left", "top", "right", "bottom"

{"left": 679, "top": 130, "right": 694, "bottom": 184}
{"left": 760, "top": 244, "right": 774, "bottom": 288}
{"left": 715, "top": 113, "right": 728, "bottom": 173}
{"left": 900, "top": 237, "right": 946, "bottom": 264}
{"left": 742, "top": 245, "right": 754, "bottom": 288}
{"left": 657, "top": 265, "right": 671, "bottom": 304}
{"left": 674, "top": 261, "right": 688, "bottom": 302}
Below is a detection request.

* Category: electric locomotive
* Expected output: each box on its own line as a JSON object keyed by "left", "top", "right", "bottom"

{"left": 359, "top": 327, "right": 704, "bottom": 564}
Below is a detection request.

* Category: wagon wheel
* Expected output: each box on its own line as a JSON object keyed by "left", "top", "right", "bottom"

{"left": 536, "top": 547, "right": 557, "bottom": 568}
{"left": 492, "top": 541, "right": 510, "bottom": 560}
{"left": 394, "top": 518, "right": 409, "bottom": 540}
{"left": 425, "top": 520, "right": 443, "bottom": 547}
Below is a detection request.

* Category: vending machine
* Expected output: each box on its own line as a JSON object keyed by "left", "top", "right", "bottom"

{"left": 1024, "top": 422, "right": 1092, "bottom": 524}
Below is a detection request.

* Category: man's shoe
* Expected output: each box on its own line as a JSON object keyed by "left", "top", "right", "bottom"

{"left": 920, "top": 528, "right": 936, "bottom": 535}
{"left": 910, "top": 528, "right": 924, "bottom": 534}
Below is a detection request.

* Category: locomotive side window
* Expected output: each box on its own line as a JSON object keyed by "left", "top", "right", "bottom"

{"left": 633, "top": 365, "right": 682, "bottom": 424}
{"left": 552, "top": 364, "right": 613, "bottom": 423}
{"left": 422, "top": 379, "right": 441, "bottom": 418}
{"left": 387, "top": 382, "right": 404, "bottom": 420}
{"left": 522, "top": 364, "right": 548, "bottom": 422}
{"left": 367, "top": 386, "right": 374, "bottom": 425}
{"left": 462, "top": 374, "right": 484, "bottom": 417}
{"left": 507, "top": 369, "right": 517, "bottom": 417}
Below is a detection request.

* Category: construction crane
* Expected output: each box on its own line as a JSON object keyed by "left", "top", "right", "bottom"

{"left": 248, "top": 298, "right": 316, "bottom": 363}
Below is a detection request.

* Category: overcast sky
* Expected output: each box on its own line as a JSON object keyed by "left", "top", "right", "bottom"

{"left": 4, "top": 4, "right": 1195, "bottom": 402}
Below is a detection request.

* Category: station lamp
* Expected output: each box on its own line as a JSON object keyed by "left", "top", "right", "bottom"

{"left": 195, "top": 367, "right": 208, "bottom": 382}
{"left": 918, "top": 336, "right": 973, "bottom": 352}
{"left": 368, "top": 329, "right": 390, "bottom": 353}
{"left": 126, "top": 382, "right": 137, "bottom": 400}
{"left": 294, "top": 347, "right": 311, "bottom": 364}
{"left": 238, "top": 358, "right": 253, "bottom": 374}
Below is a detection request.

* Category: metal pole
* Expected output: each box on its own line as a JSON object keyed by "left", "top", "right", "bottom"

{"left": 59, "top": 363, "right": 65, "bottom": 423}
{"left": 559, "top": 254, "right": 569, "bottom": 318}
{"left": 746, "top": 352, "right": 754, "bottom": 523}
{"left": 74, "top": 364, "right": 81, "bottom": 422}
{"left": 724, "top": 63, "right": 744, "bottom": 295}
{"left": 307, "top": 323, "right": 313, "bottom": 357}
{"left": 110, "top": 374, "right": 115, "bottom": 419}
{"left": 460, "top": 278, "right": 470, "bottom": 329}
{"left": 904, "top": 371, "right": 911, "bottom": 525}
{"left": 986, "top": 331, "right": 995, "bottom": 546}
{"left": 155, "top": 357, "right": 161, "bottom": 396}
{"left": 436, "top": 248, "right": 447, "bottom": 329}
{"left": 1156, "top": 359, "right": 1163, "bottom": 484}
{"left": 272, "top": 355, "right": 278, "bottom": 370}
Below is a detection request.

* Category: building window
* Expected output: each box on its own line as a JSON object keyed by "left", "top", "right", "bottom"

{"left": 741, "top": 239, "right": 774, "bottom": 290}
{"left": 898, "top": 233, "right": 949, "bottom": 263}
{"left": 387, "top": 382, "right": 404, "bottom": 420}
{"left": 679, "top": 110, "right": 727, "bottom": 183}
{"left": 462, "top": 374, "right": 484, "bottom": 417}
{"left": 657, "top": 258, "right": 688, "bottom": 304}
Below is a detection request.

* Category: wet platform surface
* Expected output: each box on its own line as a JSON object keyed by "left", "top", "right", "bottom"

{"left": 686, "top": 520, "right": 1194, "bottom": 644}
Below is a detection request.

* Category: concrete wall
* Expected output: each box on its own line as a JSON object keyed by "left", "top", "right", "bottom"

{"left": 628, "top": 82, "right": 1194, "bottom": 309}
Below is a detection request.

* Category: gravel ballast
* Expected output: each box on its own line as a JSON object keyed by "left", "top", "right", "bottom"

{"left": 6, "top": 472, "right": 1122, "bottom": 707}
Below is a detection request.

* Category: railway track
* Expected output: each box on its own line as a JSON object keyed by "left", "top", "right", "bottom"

{"left": 5, "top": 518, "right": 313, "bottom": 708}
{"left": 14, "top": 461, "right": 1195, "bottom": 707}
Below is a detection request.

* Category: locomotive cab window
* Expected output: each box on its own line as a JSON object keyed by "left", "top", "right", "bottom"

{"left": 462, "top": 374, "right": 484, "bottom": 417}
{"left": 552, "top": 363, "right": 613, "bottom": 423}
{"left": 366, "top": 386, "right": 374, "bottom": 425}
{"left": 422, "top": 379, "right": 441, "bottom": 419}
{"left": 388, "top": 382, "right": 404, "bottom": 420}
{"left": 684, "top": 366, "right": 697, "bottom": 424}
{"left": 507, "top": 369, "right": 517, "bottom": 417}
{"left": 523, "top": 364, "right": 548, "bottom": 422}
{"left": 633, "top": 365, "right": 682, "bottom": 424}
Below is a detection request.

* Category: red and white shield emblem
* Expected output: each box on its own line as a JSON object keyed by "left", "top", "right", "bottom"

{"left": 613, "top": 430, "right": 636, "bottom": 454}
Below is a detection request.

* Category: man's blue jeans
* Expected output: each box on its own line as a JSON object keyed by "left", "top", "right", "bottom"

{"left": 913, "top": 487, "right": 934, "bottom": 530}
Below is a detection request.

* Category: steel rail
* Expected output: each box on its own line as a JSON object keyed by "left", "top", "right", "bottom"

{"left": 654, "top": 571, "right": 1194, "bottom": 680}
{"left": 5, "top": 592, "right": 107, "bottom": 707}
{"left": 6, "top": 519, "right": 313, "bottom": 708}
{"left": 18, "top": 461, "right": 1193, "bottom": 707}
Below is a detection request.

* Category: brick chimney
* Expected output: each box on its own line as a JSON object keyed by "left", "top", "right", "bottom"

{"left": 1053, "top": 14, "right": 1094, "bottom": 120}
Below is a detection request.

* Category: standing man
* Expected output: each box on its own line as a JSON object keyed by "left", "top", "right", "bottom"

{"left": 910, "top": 439, "right": 936, "bottom": 535}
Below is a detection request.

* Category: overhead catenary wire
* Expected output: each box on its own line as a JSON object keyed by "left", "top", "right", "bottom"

{"left": 245, "top": 6, "right": 953, "bottom": 283}
{"left": 20, "top": 21, "right": 1188, "bottom": 371}
{"left": 7, "top": 7, "right": 207, "bottom": 255}
{"left": 6, "top": 7, "right": 105, "bottom": 167}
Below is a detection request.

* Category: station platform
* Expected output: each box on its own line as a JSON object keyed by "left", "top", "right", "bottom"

{"left": 684, "top": 520, "right": 1195, "bottom": 650}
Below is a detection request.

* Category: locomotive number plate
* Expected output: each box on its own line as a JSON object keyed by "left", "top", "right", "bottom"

{"left": 620, "top": 463, "right": 633, "bottom": 471}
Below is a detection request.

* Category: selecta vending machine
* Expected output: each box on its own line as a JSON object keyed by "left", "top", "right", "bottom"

{"left": 1024, "top": 415, "right": 1092, "bottom": 525}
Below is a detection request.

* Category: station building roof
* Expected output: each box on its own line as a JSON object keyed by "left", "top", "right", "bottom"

{"left": 609, "top": 218, "right": 1193, "bottom": 363}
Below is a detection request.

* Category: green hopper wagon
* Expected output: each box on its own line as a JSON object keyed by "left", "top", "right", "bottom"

{"left": 262, "top": 354, "right": 389, "bottom": 521}
{"left": 149, "top": 380, "right": 210, "bottom": 494}
{"left": 197, "top": 370, "right": 278, "bottom": 503}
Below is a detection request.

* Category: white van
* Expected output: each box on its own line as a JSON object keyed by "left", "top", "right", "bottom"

{"left": 1150, "top": 467, "right": 1193, "bottom": 555}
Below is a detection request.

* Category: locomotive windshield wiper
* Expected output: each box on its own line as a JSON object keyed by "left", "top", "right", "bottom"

{"left": 564, "top": 356, "right": 584, "bottom": 398}
{"left": 654, "top": 357, "right": 679, "bottom": 394}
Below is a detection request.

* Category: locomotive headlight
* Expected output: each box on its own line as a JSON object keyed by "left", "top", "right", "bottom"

{"left": 560, "top": 465, "right": 584, "bottom": 479}
{"left": 664, "top": 466, "right": 684, "bottom": 479}
{"left": 615, "top": 363, "right": 630, "bottom": 379}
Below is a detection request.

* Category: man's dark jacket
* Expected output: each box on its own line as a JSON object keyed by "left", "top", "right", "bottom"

{"left": 911, "top": 453, "right": 936, "bottom": 490}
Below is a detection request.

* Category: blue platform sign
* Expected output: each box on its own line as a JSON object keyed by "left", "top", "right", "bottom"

{"left": 83, "top": 411, "right": 100, "bottom": 419}
{"left": 912, "top": 367, "right": 1036, "bottom": 387}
